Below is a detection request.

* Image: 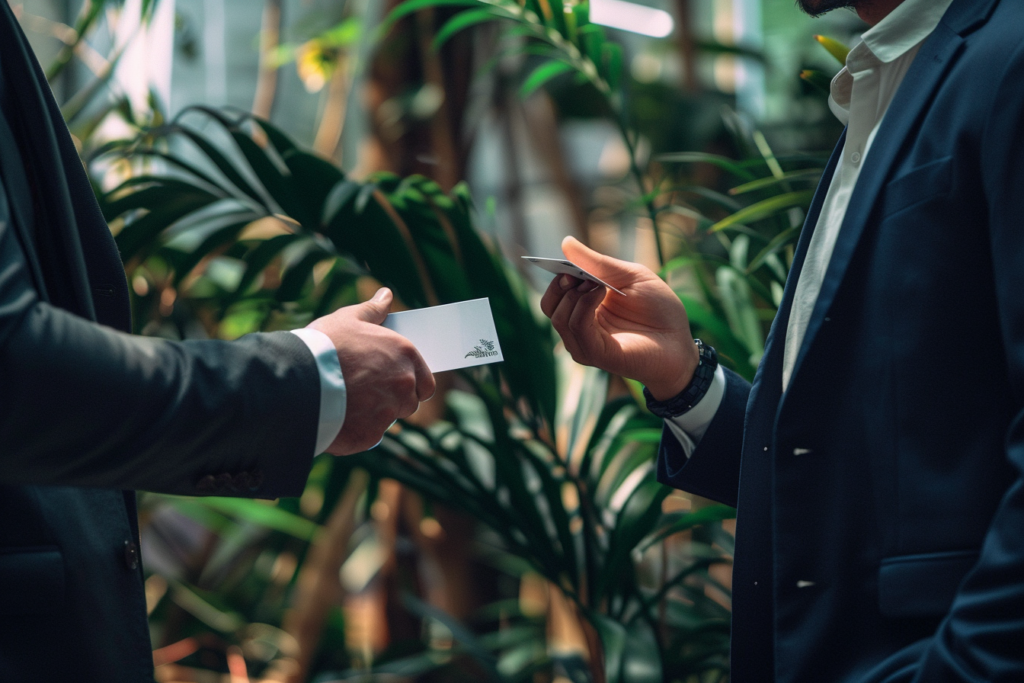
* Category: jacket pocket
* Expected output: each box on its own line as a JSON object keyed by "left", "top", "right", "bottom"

{"left": 880, "top": 156, "right": 954, "bottom": 219}
{"left": 0, "top": 546, "right": 65, "bottom": 615}
{"left": 878, "top": 549, "right": 978, "bottom": 619}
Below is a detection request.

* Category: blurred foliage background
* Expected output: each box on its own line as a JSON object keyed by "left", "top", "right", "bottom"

{"left": 11, "top": 0, "right": 863, "bottom": 680}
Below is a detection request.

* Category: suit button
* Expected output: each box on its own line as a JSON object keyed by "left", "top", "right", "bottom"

{"left": 793, "top": 448, "right": 812, "bottom": 456}
{"left": 196, "top": 474, "right": 217, "bottom": 493}
{"left": 215, "top": 473, "right": 234, "bottom": 492}
{"left": 124, "top": 540, "right": 139, "bottom": 570}
{"left": 247, "top": 470, "right": 264, "bottom": 492}
{"left": 234, "top": 472, "right": 251, "bottom": 491}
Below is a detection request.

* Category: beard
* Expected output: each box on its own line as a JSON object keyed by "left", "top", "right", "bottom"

{"left": 797, "top": 0, "right": 857, "bottom": 17}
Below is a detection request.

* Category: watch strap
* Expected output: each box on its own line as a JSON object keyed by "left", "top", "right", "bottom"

{"left": 643, "top": 340, "right": 718, "bottom": 419}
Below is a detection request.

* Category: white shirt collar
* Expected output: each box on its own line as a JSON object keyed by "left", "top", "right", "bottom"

{"left": 827, "top": 0, "right": 956, "bottom": 124}
{"left": 860, "top": 0, "right": 956, "bottom": 64}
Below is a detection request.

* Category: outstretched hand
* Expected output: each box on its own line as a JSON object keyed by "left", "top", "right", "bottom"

{"left": 307, "top": 288, "right": 435, "bottom": 455}
{"left": 540, "top": 237, "right": 699, "bottom": 400}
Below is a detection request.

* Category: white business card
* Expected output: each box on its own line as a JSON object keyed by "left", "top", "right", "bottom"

{"left": 383, "top": 298, "right": 504, "bottom": 373}
{"left": 521, "top": 256, "right": 626, "bottom": 296}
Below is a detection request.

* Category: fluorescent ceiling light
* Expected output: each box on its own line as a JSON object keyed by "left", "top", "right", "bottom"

{"left": 590, "top": 0, "right": 675, "bottom": 38}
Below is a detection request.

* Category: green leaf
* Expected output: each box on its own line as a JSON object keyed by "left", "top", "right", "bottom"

{"left": 380, "top": 0, "right": 484, "bottom": 38}
{"left": 694, "top": 39, "right": 764, "bottom": 61}
{"left": 601, "top": 42, "right": 623, "bottom": 91}
{"left": 679, "top": 294, "right": 756, "bottom": 380}
{"left": 746, "top": 225, "right": 800, "bottom": 274}
{"left": 400, "top": 594, "right": 503, "bottom": 681}
{"left": 589, "top": 612, "right": 626, "bottom": 683}
{"left": 171, "top": 125, "right": 269, "bottom": 209}
{"left": 114, "top": 188, "right": 221, "bottom": 263}
{"left": 279, "top": 151, "right": 345, "bottom": 229}
{"left": 520, "top": 60, "right": 576, "bottom": 98}
{"left": 194, "top": 497, "right": 321, "bottom": 540}
{"left": 229, "top": 131, "right": 300, "bottom": 218}
{"left": 621, "top": 622, "right": 663, "bottom": 683}
{"left": 709, "top": 190, "right": 814, "bottom": 232}
{"left": 228, "top": 233, "right": 302, "bottom": 305}
{"left": 729, "top": 169, "right": 823, "bottom": 196}
{"left": 433, "top": 9, "right": 501, "bottom": 50}
{"left": 655, "top": 152, "right": 757, "bottom": 182}
{"left": 597, "top": 479, "right": 670, "bottom": 602}
{"left": 170, "top": 218, "right": 253, "bottom": 286}
{"left": 800, "top": 69, "right": 833, "bottom": 96}
{"left": 641, "top": 504, "right": 736, "bottom": 551}
{"left": 815, "top": 34, "right": 850, "bottom": 65}
{"left": 716, "top": 249, "right": 763, "bottom": 363}
{"left": 276, "top": 247, "right": 333, "bottom": 302}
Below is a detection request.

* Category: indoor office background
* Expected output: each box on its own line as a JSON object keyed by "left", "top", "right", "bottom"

{"left": 11, "top": 1, "right": 863, "bottom": 681}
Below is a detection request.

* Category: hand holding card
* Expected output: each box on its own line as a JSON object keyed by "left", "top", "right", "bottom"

{"left": 536, "top": 237, "right": 700, "bottom": 401}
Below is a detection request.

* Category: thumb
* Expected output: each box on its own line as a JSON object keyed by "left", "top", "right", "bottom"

{"left": 561, "top": 236, "right": 644, "bottom": 285}
{"left": 353, "top": 287, "right": 393, "bottom": 324}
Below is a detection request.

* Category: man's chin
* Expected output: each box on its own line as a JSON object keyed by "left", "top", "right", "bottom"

{"left": 797, "top": 0, "right": 854, "bottom": 17}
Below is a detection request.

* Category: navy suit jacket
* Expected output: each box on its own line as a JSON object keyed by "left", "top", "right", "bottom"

{"left": 658, "top": 1, "right": 1024, "bottom": 681}
{"left": 0, "top": 5, "right": 318, "bottom": 680}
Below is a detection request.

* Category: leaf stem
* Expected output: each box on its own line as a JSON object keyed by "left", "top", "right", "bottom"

{"left": 614, "top": 111, "right": 664, "bottom": 268}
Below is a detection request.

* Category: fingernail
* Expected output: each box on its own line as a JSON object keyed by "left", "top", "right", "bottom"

{"left": 560, "top": 275, "right": 573, "bottom": 289}
{"left": 371, "top": 288, "right": 389, "bottom": 303}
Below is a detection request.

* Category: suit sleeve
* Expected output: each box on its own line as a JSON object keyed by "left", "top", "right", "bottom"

{"left": 656, "top": 366, "right": 750, "bottom": 507}
{"left": 0, "top": 195, "right": 320, "bottom": 500}
{"left": 910, "top": 42, "right": 1024, "bottom": 683}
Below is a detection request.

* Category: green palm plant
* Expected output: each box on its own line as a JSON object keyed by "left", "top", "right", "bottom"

{"left": 96, "top": 105, "right": 736, "bottom": 682}
{"left": 380, "top": 0, "right": 835, "bottom": 384}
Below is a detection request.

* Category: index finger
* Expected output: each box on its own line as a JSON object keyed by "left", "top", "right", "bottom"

{"left": 412, "top": 350, "right": 437, "bottom": 401}
{"left": 540, "top": 274, "right": 582, "bottom": 319}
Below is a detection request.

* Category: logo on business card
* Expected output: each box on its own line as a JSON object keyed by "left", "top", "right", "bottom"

{"left": 465, "top": 339, "right": 498, "bottom": 359}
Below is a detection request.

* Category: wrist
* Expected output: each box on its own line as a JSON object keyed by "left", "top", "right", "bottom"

{"left": 643, "top": 340, "right": 718, "bottom": 418}
{"left": 643, "top": 340, "right": 700, "bottom": 401}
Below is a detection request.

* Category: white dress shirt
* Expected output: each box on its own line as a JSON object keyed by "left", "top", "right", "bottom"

{"left": 668, "top": 0, "right": 955, "bottom": 455}
{"left": 290, "top": 328, "right": 347, "bottom": 455}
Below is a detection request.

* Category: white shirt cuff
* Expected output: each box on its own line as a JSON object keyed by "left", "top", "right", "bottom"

{"left": 664, "top": 364, "right": 726, "bottom": 458}
{"left": 289, "top": 328, "right": 347, "bottom": 455}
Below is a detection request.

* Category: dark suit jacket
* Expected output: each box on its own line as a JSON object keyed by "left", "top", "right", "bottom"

{"left": 658, "top": 1, "right": 1024, "bottom": 681}
{"left": 0, "top": 5, "right": 319, "bottom": 680}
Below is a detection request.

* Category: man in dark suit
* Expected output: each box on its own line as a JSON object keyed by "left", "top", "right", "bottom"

{"left": 0, "top": 3, "right": 433, "bottom": 681}
{"left": 543, "top": 0, "right": 1024, "bottom": 681}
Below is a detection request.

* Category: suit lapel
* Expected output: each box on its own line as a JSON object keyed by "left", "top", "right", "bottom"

{"left": 783, "top": 20, "right": 966, "bottom": 392}
{"left": 0, "top": 106, "right": 48, "bottom": 300}
{"left": 761, "top": 131, "right": 846, "bottom": 378}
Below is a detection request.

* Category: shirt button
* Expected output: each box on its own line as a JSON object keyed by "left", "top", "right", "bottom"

{"left": 124, "top": 540, "right": 139, "bottom": 571}
{"left": 850, "top": 151, "right": 862, "bottom": 164}
{"left": 793, "top": 448, "right": 812, "bottom": 456}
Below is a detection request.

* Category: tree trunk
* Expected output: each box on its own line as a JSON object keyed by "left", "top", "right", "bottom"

{"left": 252, "top": 0, "right": 283, "bottom": 119}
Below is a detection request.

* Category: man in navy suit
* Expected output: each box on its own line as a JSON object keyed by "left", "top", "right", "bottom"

{"left": 543, "top": 0, "right": 1024, "bottom": 680}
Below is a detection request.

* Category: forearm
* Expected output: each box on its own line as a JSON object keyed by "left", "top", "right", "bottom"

{"left": 0, "top": 300, "right": 319, "bottom": 498}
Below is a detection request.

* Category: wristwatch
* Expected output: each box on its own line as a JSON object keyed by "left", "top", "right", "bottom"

{"left": 643, "top": 339, "right": 718, "bottom": 419}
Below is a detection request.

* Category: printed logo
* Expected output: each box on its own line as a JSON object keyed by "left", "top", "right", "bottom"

{"left": 465, "top": 339, "right": 499, "bottom": 359}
